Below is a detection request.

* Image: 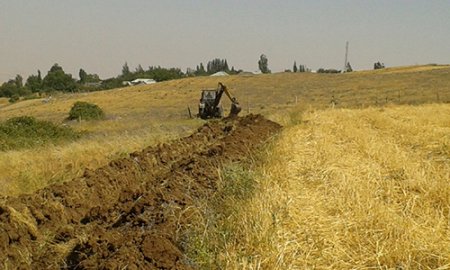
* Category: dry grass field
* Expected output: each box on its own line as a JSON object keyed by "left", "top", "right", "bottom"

{"left": 191, "top": 104, "right": 450, "bottom": 269}
{"left": 1, "top": 65, "right": 449, "bottom": 268}
{"left": 0, "top": 65, "right": 449, "bottom": 195}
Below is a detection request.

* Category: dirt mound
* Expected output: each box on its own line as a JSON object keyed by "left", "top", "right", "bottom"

{"left": 0, "top": 114, "right": 281, "bottom": 269}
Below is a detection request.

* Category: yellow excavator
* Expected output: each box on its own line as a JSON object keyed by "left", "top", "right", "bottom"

{"left": 198, "top": 82, "right": 241, "bottom": 119}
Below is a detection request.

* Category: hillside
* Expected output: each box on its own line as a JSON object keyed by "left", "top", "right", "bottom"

{"left": 1, "top": 64, "right": 449, "bottom": 125}
{"left": 0, "top": 66, "right": 450, "bottom": 194}
{"left": 0, "top": 65, "right": 449, "bottom": 195}
{"left": 0, "top": 65, "right": 449, "bottom": 268}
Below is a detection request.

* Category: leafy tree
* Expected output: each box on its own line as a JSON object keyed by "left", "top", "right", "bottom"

{"left": 298, "top": 65, "right": 306, "bottom": 73}
{"left": 199, "top": 63, "right": 206, "bottom": 73}
{"left": 147, "top": 66, "right": 184, "bottom": 81}
{"left": 0, "top": 80, "right": 19, "bottom": 97}
{"left": 0, "top": 75, "right": 30, "bottom": 97}
{"left": 258, "top": 54, "right": 270, "bottom": 73}
{"left": 135, "top": 64, "right": 144, "bottom": 73}
{"left": 42, "top": 63, "right": 76, "bottom": 92}
{"left": 122, "top": 62, "right": 131, "bottom": 76}
{"left": 86, "top": 73, "right": 100, "bottom": 83}
{"left": 206, "top": 58, "right": 230, "bottom": 74}
{"left": 293, "top": 61, "right": 298, "bottom": 72}
{"left": 49, "top": 63, "right": 63, "bottom": 73}
{"left": 15, "top": 75, "right": 23, "bottom": 88}
{"left": 79, "top": 68, "right": 88, "bottom": 83}
{"left": 25, "top": 71, "right": 43, "bottom": 93}
{"left": 195, "top": 63, "right": 207, "bottom": 76}
{"left": 79, "top": 68, "right": 100, "bottom": 85}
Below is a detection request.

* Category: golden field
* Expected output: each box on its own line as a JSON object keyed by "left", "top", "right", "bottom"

{"left": 0, "top": 65, "right": 449, "bottom": 195}
{"left": 0, "top": 64, "right": 450, "bottom": 268}
{"left": 199, "top": 104, "right": 449, "bottom": 269}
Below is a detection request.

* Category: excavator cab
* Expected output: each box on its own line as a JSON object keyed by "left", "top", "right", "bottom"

{"left": 198, "top": 83, "right": 241, "bottom": 119}
{"left": 199, "top": 89, "right": 223, "bottom": 119}
{"left": 201, "top": 90, "right": 217, "bottom": 102}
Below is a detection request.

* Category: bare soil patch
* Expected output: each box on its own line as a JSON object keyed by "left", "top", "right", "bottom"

{"left": 0, "top": 114, "right": 281, "bottom": 269}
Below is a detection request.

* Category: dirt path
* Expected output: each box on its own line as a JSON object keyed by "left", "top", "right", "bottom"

{"left": 0, "top": 115, "right": 281, "bottom": 269}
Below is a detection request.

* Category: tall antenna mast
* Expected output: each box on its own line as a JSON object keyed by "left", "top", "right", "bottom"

{"left": 344, "top": 41, "right": 349, "bottom": 72}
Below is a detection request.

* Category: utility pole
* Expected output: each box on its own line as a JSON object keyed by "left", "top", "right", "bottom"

{"left": 344, "top": 41, "right": 349, "bottom": 72}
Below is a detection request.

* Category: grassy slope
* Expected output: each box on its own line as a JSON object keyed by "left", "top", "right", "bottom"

{"left": 1, "top": 65, "right": 449, "bottom": 268}
{"left": 1, "top": 64, "right": 449, "bottom": 124}
{"left": 193, "top": 104, "right": 450, "bottom": 269}
{"left": 0, "top": 64, "right": 449, "bottom": 196}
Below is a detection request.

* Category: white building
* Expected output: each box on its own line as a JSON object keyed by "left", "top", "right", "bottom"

{"left": 123, "top": 78, "right": 157, "bottom": 86}
{"left": 210, "top": 71, "right": 229, "bottom": 77}
{"left": 131, "top": 78, "right": 156, "bottom": 85}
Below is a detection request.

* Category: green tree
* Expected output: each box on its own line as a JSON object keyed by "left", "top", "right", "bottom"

{"left": 206, "top": 58, "right": 230, "bottom": 74}
{"left": 0, "top": 74, "right": 31, "bottom": 97}
{"left": 258, "top": 54, "right": 270, "bottom": 73}
{"left": 135, "top": 64, "right": 144, "bottom": 73}
{"left": 42, "top": 63, "right": 76, "bottom": 92}
{"left": 0, "top": 80, "right": 19, "bottom": 97}
{"left": 25, "top": 71, "right": 43, "bottom": 93}
{"left": 147, "top": 66, "right": 184, "bottom": 81}
{"left": 86, "top": 73, "right": 100, "bottom": 82}
{"left": 298, "top": 64, "right": 306, "bottom": 73}
{"left": 195, "top": 63, "right": 207, "bottom": 76}
{"left": 15, "top": 75, "right": 23, "bottom": 88}
{"left": 293, "top": 61, "right": 298, "bottom": 72}
{"left": 79, "top": 69, "right": 100, "bottom": 84}
{"left": 122, "top": 62, "right": 130, "bottom": 76}
{"left": 79, "top": 68, "right": 88, "bottom": 83}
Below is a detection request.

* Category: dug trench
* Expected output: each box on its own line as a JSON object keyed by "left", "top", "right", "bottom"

{"left": 0, "top": 114, "right": 281, "bottom": 269}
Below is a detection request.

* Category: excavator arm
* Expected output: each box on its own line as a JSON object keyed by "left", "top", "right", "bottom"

{"left": 218, "top": 82, "right": 234, "bottom": 102}
{"left": 216, "top": 82, "right": 241, "bottom": 117}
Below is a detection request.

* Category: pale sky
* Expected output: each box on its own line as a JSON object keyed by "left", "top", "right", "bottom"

{"left": 1, "top": 0, "right": 449, "bottom": 83}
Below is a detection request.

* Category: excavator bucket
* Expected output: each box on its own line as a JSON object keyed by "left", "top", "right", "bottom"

{"left": 229, "top": 100, "right": 242, "bottom": 117}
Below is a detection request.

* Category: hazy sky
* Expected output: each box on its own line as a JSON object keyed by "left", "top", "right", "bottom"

{"left": 1, "top": 0, "right": 449, "bottom": 82}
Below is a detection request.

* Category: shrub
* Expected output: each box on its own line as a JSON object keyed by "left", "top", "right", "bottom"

{"left": 8, "top": 95, "right": 20, "bottom": 103}
{"left": 68, "top": 101, "right": 105, "bottom": 121}
{"left": 0, "top": 116, "right": 80, "bottom": 151}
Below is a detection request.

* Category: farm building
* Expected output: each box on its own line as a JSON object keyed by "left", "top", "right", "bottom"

{"left": 210, "top": 71, "right": 229, "bottom": 77}
{"left": 123, "top": 78, "right": 157, "bottom": 86}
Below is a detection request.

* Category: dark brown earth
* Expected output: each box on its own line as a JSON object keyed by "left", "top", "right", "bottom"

{"left": 0, "top": 115, "right": 281, "bottom": 269}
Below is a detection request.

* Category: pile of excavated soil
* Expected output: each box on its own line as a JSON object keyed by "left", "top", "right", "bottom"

{"left": 0, "top": 115, "right": 281, "bottom": 269}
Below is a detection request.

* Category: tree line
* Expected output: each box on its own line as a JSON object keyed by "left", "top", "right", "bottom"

{"left": 0, "top": 58, "right": 242, "bottom": 100}
{"left": 0, "top": 64, "right": 80, "bottom": 101}
{"left": 1, "top": 55, "right": 386, "bottom": 101}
